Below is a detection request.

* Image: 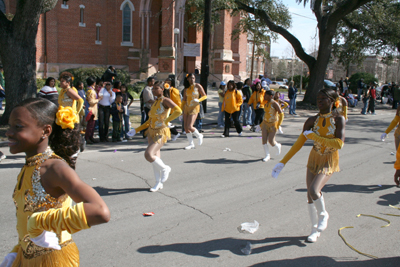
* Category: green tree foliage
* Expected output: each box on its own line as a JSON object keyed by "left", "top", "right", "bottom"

{"left": 60, "top": 67, "right": 131, "bottom": 86}
{"left": 333, "top": 0, "right": 400, "bottom": 69}
{"left": 348, "top": 72, "right": 378, "bottom": 93}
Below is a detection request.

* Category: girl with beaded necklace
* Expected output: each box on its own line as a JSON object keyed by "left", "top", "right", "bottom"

{"left": 272, "top": 88, "right": 345, "bottom": 243}
{"left": 2, "top": 98, "right": 110, "bottom": 266}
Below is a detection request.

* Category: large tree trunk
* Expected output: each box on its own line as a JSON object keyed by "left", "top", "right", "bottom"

{"left": 0, "top": 0, "right": 58, "bottom": 125}
{"left": 303, "top": 28, "right": 335, "bottom": 104}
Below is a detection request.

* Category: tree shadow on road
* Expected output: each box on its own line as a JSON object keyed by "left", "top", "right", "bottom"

{"left": 137, "top": 235, "right": 306, "bottom": 258}
{"left": 296, "top": 184, "right": 395, "bottom": 195}
{"left": 184, "top": 158, "right": 261, "bottom": 164}
{"left": 93, "top": 186, "right": 148, "bottom": 196}
{"left": 0, "top": 162, "right": 24, "bottom": 169}
{"left": 377, "top": 190, "right": 400, "bottom": 206}
{"left": 250, "top": 256, "right": 400, "bottom": 267}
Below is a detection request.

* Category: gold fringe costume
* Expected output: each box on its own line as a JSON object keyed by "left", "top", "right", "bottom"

{"left": 260, "top": 100, "right": 284, "bottom": 133}
{"left": 280, "top": 112, "right": 343, "bottom": 175}
{"left": 384, "top": 115, "right": 400, "bottom": 144}
{"left": 182, "top": 85, "right": 207, "bottom": 115}
{"left": 136, "top": 97, "right": 182, "bottom": 144}
{"left": 11, "top": 147, "right": 81, "bottom": 267}
{"left": 307, "top": 112, "right": 342, "bottom": 175}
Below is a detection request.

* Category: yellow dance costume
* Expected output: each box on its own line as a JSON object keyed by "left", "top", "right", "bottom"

{"left": 260, "top": 100, "right": 284, "bottom": 133}
{"left": 11, "top": 147, "right": 90, "bottom": 266}
{"left": 169, "top": 87, "right": 182, "bottom": 108}
{"left": 58, "top": 87, "right": 84, "bottom": 123}
{"left": 182, "top": 85, "right": 207, "bottom": 115}
{"left": 334, "top": 97, "right": 348, "bottom": 121}
{"left": 136, "top": 97, "right": 182, "bottom": 144}
{"left": 384, "top": 114, "right": 400, "bottom": 143}
{"left": 280, "top": 112, "right": 343, "bottom": 175}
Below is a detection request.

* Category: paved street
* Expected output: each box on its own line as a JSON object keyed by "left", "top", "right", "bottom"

{"left": 1, "top": 91, "right": 400, "bottom": 266}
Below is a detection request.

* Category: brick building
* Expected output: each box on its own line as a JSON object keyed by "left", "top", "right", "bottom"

{"left": 5, "top": 0, "right": 270, "bottom": 83}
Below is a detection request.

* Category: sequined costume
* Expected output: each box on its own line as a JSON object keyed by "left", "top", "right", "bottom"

{"left": 183, "top": 85, "right": 200, "bottom": 115}
{"left": 136, "top": 97, "right": 171, "bottom": 144}
{"left": 306, "top": 112, "right": 341, "bottom": 175}
{"left": 11, "top": 147, "right": 79, "bottom": 267}
{"left": 260, "top": 100, "right": 282, "bottom": 133}
{"left": 58, "top": 87, "right": 84, "bottom": 123}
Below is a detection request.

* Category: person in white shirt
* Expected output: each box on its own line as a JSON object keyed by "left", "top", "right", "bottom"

{"left": 98, "top": 82, "right": 115, "bottom": 142}
{"left": 37, "top": 77, "right": 59, "bottom": 106}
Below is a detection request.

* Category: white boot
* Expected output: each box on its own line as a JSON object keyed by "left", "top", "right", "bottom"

{"left": 307, "top": 203, "right": 321, "bottom": 242}
{"left": 185, "top": 132, "right": 195, "bottom": 150}
{"left": 150, "top": 164, "right": 163, "bottom": 192}
{"left": 262, "top": 144, "right": 270, "bottom": 162}
{"left": 273, "top": 142, "right": 281, "bottom": 155}
{"left": 313, "top": 194, "right": 329, "bottom": 232}
{"left": 153, "top": 157, "right": 171, "bottom": 183}
{"left": 171, "top": 133, "right": 180, "bottom": 141}
{"left": 192, "top": 129, "right": 203, "bottom": 146}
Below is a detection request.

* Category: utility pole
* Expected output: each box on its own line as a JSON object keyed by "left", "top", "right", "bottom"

{"left": 200, "top": 0, "right": 211, "bottom": 113}
{"left": 250, "top": 40, "right": 256, "bottom": 80}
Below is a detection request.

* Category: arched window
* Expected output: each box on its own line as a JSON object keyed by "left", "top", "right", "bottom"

{"left": 120, "top": 0, "right": 134, "bottom": 46}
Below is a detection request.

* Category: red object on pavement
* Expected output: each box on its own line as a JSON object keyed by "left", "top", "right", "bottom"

{"left": 143, "top": 212, "right": 154, "bottom": 216}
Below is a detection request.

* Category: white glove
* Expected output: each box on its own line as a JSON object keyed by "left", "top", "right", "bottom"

{"left": 30, "top": 231, "right": 61, "bottom": 250}
{"left": 278, "top": 126, "right": 283, "bottom": 134}
{"left": 193, "top": 99, "right": 200, "bottom": 103}
{"left": 381, "top": 133, "right": 387, "bottom": 141}
{"left": 126, "top": 129, "right": 136, "bottom": 137}
{"left": 178, "top": 115, "right": 183, "bottom": 122}
{"left": 303, "top": 130, "right": 314, "bottom": 138}
{"left": 0, "top": 253, "right": 17, "bottom": 267}
{"left": 255, "top": 125, "right": 261, "bottom": 133}
{"left": 272, "top": 163, "right": 285, "bottom": 179}
{"left": 345, "top": 119, "right": 348, "bottom": 123}
{"left": 167, "top": 122, "right": 175, "bottom": 128}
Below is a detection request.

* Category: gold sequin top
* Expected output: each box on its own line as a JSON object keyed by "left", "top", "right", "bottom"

{"left": 312, "top": 112, "right": 337, "bottom": 155}
{"left": 149, "top": 97, "right": 170, "bottom": 129}
{"left": 12, "top": 147, "right": 72, "bottom": 254}
{"left": 184, "top": 85, "right": 199, "bottom": 108}
{"left": 58, "top": 87, "right": 78, "bottom": 110}
{"left": 263, "top": 100, "right": 278, "bottom": 124}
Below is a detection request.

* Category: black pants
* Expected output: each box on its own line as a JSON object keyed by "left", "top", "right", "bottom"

{"left": 254, "top": 108, "right": 265, "bottom": 125}
{"left": 170, "top": 127, "right": 179, "bottom": 135}
{"left": 142, "top": 107, "right": 151, "bottom": 137}
{"left": 224, "top": 111, "right": 242, "bottom": 137}
{"left": 368, "top": 97, "right": 375, "bottom": 113}
{"left": 98, "top": 105, "right": 110, "bottom": 141}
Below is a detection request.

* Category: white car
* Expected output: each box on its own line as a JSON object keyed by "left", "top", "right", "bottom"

{"left": 269, "top": 81, "right": 288, "bottom": 90}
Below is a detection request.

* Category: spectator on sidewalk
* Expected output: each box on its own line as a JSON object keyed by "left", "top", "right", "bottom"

{"left": 217, "top": 81, "right": 226, "bottom": 128}
{"left": 288, "top": 81, "right": 298, "bottom": 115}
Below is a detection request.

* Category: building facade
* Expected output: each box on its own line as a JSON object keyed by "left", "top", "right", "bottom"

{"left": 5, "top": 0, "right": 271, "bottom": 83}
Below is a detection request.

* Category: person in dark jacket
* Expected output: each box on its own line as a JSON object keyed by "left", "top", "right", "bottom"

{"left": 102, "top": 66, "right": 117, "bottom": 83}
{"left": 288, "top": 81, "right": 298, "bottom": 115}
{"left": 242, "top": 78, "right": 252, "bottom": 126}
{"left": 110, "top": 95, "right": 125, "bottom": 142}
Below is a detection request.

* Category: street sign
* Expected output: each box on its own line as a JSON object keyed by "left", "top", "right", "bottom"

{"left": 184, "top": 43, "right": 201, "bottom": 57}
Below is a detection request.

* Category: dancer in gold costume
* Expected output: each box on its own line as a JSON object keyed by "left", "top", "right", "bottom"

{"left": 272, "top": 88, "right": 345, "bottom": 243}
{"left": 2, "top": 98, "right": 109, "bottom": 267}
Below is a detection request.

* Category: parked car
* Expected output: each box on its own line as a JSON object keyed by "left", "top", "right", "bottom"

{"left": 324, "top": 79, "right": 336, "bottom": 90}
{"left": 270, "top": 81, "right": 289, "bottom": 90}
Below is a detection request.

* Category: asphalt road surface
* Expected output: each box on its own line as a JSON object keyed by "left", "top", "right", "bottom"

{"left": 1, "top": 93, "right": 400, "bottom": 266}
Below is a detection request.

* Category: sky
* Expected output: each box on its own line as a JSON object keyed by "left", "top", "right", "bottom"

{"left": 270, "top": 0, "right": 318, "bottom": 58}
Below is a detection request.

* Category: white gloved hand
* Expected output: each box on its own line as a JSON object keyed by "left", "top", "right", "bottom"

{"left": 0, "top": 253, "right": 17, "bottom": 267}
{"left": 278, "top": 126, "right": 283, "bottom": 134}
{"left": 193, "top": 99, "right": 200, "bottom": 103}
{"left": 30, "top": 231, "right": 61, "bottom": 250}
{"left": 303, "top": 130, "right": 314, "bottom": 138}
{"left": 381, "top": 133, "right": 387, "bottom": 141}
{"left": 272, "top": 163, "right": 285, "bottom": 179}
{"left": 167, "top": 122, "right": 175, "bottom": 128}
{"left": 126, "top": 129, "right": 136, "bottom": 137}
{"left": 255, "top": 125, "right": 261, "bottom": 133}
{"left": 345, "top": 119, "right": 348, "bottom": 123}
{"left": 178, "top": 115, "right": 183, "bottom": 122}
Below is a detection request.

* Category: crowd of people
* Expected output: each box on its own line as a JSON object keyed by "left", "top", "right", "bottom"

{"left": 3, "top": 68, "right": 400, "bottom": 266}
